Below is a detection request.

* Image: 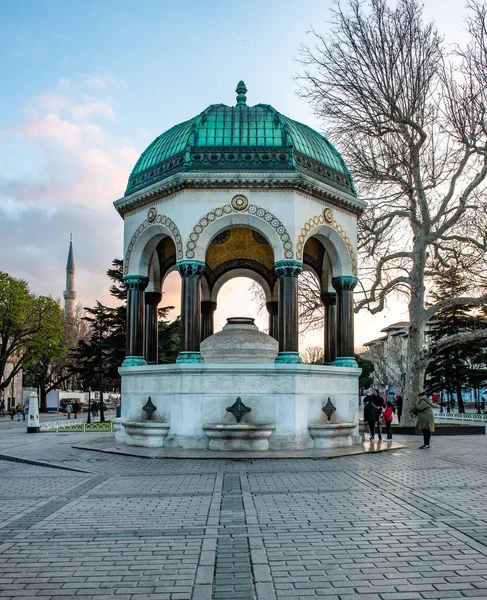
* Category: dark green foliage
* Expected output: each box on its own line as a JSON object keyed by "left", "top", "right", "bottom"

{"left": 355, "top": 354, "right": 374, "bottom": 393}
{"left": 0, "top": 272, "right": 65, "bottom": 411}
{"left": 72, "top": 260, "right": 180, "bottom": 415}
{"left": 425, "top": 269, "right": 487, "bottom": 412}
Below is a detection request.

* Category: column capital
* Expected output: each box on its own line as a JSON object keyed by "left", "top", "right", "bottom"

{"left": 274, "top": 260, "right": 303, "bottom": 278}
{"left": 266, "top": 301, "right": 279, "bottom": 314}
{"left": 332, "top": 276, "right": 359, "bottom": 291}
{"left": 320, "top": 292, "right": 336, "bottom": 307}
{"left": 201, "top": 300, "right": 218, "bottom": 313}
{"left": 177, "top": 260, "right": 206, "bottom": 277}
{"left": 145, "top": 292, "right": 162, "bottom": 306}
{"left": 123, "top": 275, "right": 149, "bottom": 290}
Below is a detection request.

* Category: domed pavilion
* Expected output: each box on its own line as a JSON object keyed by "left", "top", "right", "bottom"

{"left": 114, "top": 82, "right": 365, "bottom": 451}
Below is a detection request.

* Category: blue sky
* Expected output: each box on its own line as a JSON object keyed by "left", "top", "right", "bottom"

{"left": 0, "top": 0, "right": 468, "bottom": 347}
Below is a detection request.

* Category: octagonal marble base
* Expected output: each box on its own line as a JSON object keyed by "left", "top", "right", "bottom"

{"left": 121, "top": 421, "right": 170, "bottom": 448}
{"left": 203, "top": 424, "right": 275, "bottom": 451}
{"left": 118, "top": 362, "right": 361, "bottom": 450}
{"left": 308, "top": 422, "right": 358, "bottom": 449}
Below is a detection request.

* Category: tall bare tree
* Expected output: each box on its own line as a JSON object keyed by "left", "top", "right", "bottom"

{"left": 299, "top": 0, "right": 487, "bottom": 424}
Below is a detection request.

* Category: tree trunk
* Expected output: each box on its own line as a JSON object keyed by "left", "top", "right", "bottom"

{"left": 40, "top": 382, "right": 47, "bottom": 413}
{"left": 456, "top": 383, "right": 465, "bottom": 413}
{"left": 402, "top": 242, "right": 428, "bottom": 426}
{"left": 99, "top": 371, "right": 105, "bottom": 423}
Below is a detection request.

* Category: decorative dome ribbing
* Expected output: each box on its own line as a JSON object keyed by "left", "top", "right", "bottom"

{"left": 125, "top": 82, "right": 355, "bottom": 196}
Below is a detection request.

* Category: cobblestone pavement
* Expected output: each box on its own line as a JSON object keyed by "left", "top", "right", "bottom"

{"left": 1, "top": 422, "right": 487, "bottom": 599}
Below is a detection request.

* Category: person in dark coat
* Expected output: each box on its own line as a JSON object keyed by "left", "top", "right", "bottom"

{"left": 395, "top": 394, "right": 403, "bottom": 423}
{"left": 364, "top": 397, "right": 381, "bottom": 442}
{"left": 363, "top": 389, "right": 385, "bottom": 440}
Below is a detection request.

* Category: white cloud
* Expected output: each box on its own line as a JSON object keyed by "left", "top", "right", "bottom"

{"left": 82, "top": 73, "right": 127, "bottom": 90}
{"left": 0, "top": 75, "right": 140, "bottom": 308}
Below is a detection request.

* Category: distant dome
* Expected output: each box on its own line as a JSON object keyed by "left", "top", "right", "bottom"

{"left": 201, "top": 317, "right": 278, "bottom": 364}
{"left": 125, "top": 81, "right": 355, "bottom": 196}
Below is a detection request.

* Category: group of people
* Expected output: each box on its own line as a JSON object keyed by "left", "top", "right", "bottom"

{"left": 363, "top": 389, "right": 395, "bottom": 442}
{"left": 363, "top": 389, "right": 435, "bottom": 449}
{"left": 65, "top": 402, "right": 81, "bottom": 419}
{"left": 0, "top": 402, "right": 27, "bottom": 421}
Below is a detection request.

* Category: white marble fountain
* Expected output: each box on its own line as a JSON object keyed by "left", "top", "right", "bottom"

{"left": 116, "top": 318, "right": 360, "bottom": 451}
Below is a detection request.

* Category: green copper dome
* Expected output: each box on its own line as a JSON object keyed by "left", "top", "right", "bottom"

{"left": 125, "top": 82, "right": 355, "bottom": 196}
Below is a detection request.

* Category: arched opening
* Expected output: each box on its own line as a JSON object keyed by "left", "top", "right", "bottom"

{"left": 298, "top": 269, "right": 325, "bottom": 364}
{"left": 213, "top": 277, "right": 268, "bottom": 334}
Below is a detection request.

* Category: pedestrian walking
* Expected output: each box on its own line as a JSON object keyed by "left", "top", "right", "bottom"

{"left": 383, "top": 400, "right": 395, "bottom": 442}
{"left": 16, "top": 403, "right": 22, "bottom": 421}
{"left": 21, "top": 405, "right": 26, "bottom": 421}
{"left": 395, "top": 394, "right": 403, "bottom": 423}
{"left": 364, "top": 396, "right": 381, "bottom": 441}
{"left": 0, "top": 401, "right": 5, "bottom": 417}
{"left": 9, "top": 407, "right": 15, "bottom": 420}
{"left": 66, "top": 403, "right": 73, "bottom": 419}
{"left": 73, "top": 402, "right": 79, "bottom": 419}
{"left": 412, "top": 393, "right": 435, "bottom": 449}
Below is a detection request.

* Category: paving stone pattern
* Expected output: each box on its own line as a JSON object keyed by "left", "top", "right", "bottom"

{"left": 2, "top": 425, "right": 487, "bottom": 598}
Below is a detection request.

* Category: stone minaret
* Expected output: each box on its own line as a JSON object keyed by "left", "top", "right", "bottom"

{"left": 63, "top": 234, "right": 76, "bottom": 317}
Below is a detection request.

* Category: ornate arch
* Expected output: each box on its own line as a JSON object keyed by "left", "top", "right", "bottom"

{"left": 185, "top": 203, "right": 294, "bottom": 261}
{"left": 296, "top": 213, "right": 357, "bottom": 275}
{"left": 123, "top": 212, "right": 183, "bottom": 275}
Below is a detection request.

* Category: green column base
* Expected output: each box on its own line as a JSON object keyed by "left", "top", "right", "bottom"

{"left": 275, "top": 351, "right": 303, "bottom": 364}
{"left": 122, "top": 356, "right": 147, "bottom": 367}
{"left": 176, "top": 351, "right": 204, "bottom": 364}
{"left": 333, "top": 356, "right": 358, "bottom": 368}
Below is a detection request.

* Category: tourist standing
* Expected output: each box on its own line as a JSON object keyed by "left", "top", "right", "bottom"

{"left": 0, "top": 401, "right": 4, "bottom": 417}
{"left": 383, "top": 400, "right": 395, "bottom": 442}
{"left": 66, "top": 403, "right": 73, "bottom": 419}
{"left": 364, "top": 396, "right": 381, "bottom": 441}
{"left": 413, "top": 394, "right": 435, "bottom": 449}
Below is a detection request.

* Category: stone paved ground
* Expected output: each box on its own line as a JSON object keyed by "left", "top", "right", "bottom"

{"left": 1, "top": 419, "right": 487, "bottom": 599}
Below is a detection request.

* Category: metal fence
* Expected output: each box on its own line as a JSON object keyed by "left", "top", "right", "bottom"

{"left": 436, "top": 411, "right": 487, "bottom": 422}
{"left": 39, "top": 421, "right": 114, "bottom": 433}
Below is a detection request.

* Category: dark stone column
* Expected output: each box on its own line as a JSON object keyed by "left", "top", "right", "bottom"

{"left": 201, "top": 301, "right": 217, "bottom": 341}
{"left": 145, "top": 292, "right": 162, "bottom": 364}
{"left": 321, "top": 292, "right": 337, "bottom": 364}
{"left": 274, "top": 260, "right": 303, "bottom": 364}
{"left": 122, "top": 275, "right": 149, "bottom": 367}
{"left": 176, "top": 261, "right": 206, "bottom": 363}
{"left": 266, "top": 301, "right": 279, "bottom": 340}
{"left": 332, "top": 276, "right": 359, "bottom": 367}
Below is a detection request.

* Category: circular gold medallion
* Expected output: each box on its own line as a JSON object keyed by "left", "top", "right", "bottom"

{"left": 147, "top": 207, "right": 157, "bottom": 223}
{"left": 324, "top": 208, "right": 334, "bottom": 223}
{"left": 231, "top": 195, "right": 249, "bottom": 211}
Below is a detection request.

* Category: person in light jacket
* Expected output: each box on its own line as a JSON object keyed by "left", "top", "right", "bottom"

{"left": 412, "top": 394, "right": 435, "bottom": 449}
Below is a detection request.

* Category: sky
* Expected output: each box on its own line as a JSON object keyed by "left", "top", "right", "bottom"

{"left": 0, "top": 0, "right": 470, "bottom": 349}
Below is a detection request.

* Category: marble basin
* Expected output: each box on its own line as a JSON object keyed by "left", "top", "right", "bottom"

{"left": 122, "top": 421, "right": 170, "bottom": 448}
{"left": 203, "top": 423, "right": 276, "bottom": 451}
{"left": 308, "top": 422, "right": 357, "bottom": 449}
